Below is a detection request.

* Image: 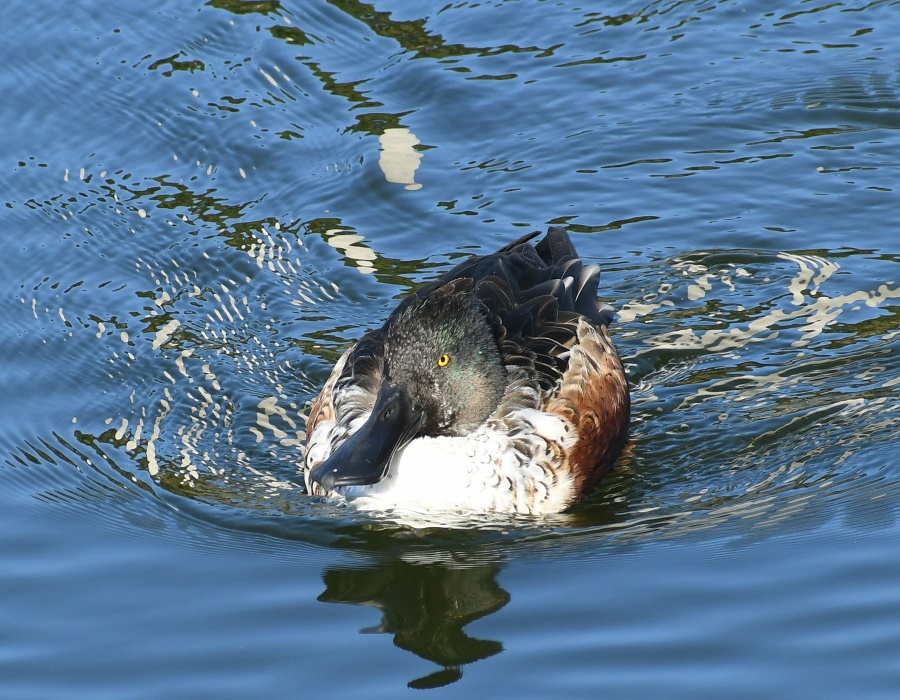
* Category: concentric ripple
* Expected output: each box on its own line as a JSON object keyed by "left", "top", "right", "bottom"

{"left": 5, "top": 166, "right": 899, "bottom": 555}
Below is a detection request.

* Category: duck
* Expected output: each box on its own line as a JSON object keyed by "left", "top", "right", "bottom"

{"left": 303, "top": 226, "right": 630, "bottom": 515}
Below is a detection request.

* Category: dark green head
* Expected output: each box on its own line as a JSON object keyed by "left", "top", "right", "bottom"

{"left": 383, "top": 291, "right": 508, "bottom": 435}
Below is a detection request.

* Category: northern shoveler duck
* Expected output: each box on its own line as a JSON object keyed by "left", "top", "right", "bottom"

{"left": 303, "top": 227, "right": 630, "bottom": 515}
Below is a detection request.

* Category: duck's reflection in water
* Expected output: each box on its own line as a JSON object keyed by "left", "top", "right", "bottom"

{"left": 319, "top": 557, "right": 509, "bottom": 689}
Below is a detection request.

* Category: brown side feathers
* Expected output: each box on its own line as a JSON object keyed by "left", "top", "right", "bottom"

{"left": 546, "top": 319, "right": 630, "bottom": 495}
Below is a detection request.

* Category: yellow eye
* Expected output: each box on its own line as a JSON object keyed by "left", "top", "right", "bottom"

{"left": 437, "top": 353, "right": 451, "bottom": 368}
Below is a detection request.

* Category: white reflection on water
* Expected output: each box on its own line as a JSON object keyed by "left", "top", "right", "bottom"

{"left": 635, "top": 253, "right": 900, "bottom": 356}
{"left": 325, "top": 228, "right": 378, "bottom": 274}
{"left": 378, "top": 127, "right": 423, "bottom": 191}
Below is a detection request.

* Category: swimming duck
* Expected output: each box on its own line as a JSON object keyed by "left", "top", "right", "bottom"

{"left": 303, "top": 227, "right": 630, "bottom": 515}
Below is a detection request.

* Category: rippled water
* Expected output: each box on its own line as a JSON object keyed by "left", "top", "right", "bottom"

{"left": 2, "top": 1, "right": 900, "bottom": 697}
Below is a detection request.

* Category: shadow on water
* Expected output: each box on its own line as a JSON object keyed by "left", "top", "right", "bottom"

{"left": 320, "top": 558, "right": 509, "bottom": 689}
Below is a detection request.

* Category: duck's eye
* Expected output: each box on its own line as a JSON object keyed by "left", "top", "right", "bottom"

{"left": 437, "top": 353, "right": 451, "bottom": 368}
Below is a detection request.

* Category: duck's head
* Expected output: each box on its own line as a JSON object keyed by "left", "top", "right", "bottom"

{"left": 309, "top": 290, "right": 508, "bottom": 492}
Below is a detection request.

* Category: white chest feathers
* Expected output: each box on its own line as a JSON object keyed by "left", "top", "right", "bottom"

{"left": 305, "top": 409, "right": 578, "bottom": 516}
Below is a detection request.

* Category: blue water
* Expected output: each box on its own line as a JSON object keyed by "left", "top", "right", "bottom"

{"left": 2, "top": 1, "right": 900, "bottom": 697}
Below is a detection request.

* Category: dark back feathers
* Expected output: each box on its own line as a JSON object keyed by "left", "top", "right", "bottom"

{"left": 339, "top": 227, "right": 613, "bottom": 396}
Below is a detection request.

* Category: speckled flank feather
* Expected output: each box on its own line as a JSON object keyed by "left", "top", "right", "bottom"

{"left": 303, "top": 227, "right": 630, "bottom": 515}
{"left": 545, "top": 319, "right": 631, "bottom": 495}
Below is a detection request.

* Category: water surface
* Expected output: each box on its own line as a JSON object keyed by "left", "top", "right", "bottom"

{"left": 2, "top": 1, "right": 899, "bottom": 697}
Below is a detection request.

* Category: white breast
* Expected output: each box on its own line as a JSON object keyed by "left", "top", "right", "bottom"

{"left": 331, "top": 413, "right": 577, "bottom": 515}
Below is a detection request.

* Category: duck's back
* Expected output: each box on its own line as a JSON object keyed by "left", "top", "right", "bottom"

{"left": 400, "top": 227, "right": 613, "bottom": 326}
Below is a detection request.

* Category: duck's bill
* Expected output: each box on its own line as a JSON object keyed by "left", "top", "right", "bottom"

{"left": 309, "top": 382, "right": 423, "bottom": 493}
